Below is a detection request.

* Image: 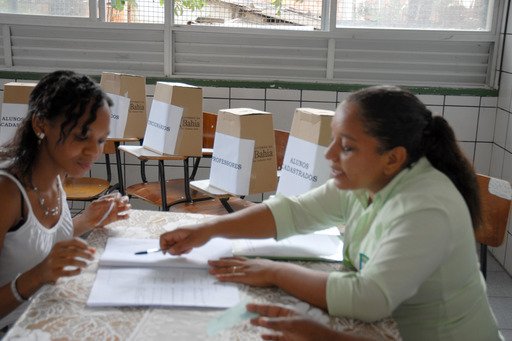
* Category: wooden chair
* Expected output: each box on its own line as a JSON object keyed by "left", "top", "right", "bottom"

{"left": 475, "top": 173, "right": 511, "bottom": 278}
{"left": 63, "top": 140, "right": 117, "bottom": 201}
{"left": 176, "top": 129, "right": 289, "bottom": 215}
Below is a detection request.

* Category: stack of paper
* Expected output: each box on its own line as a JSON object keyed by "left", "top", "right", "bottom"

{"left": 232, "top": 234, "right": 343, "bottom": 262}
{"left": 87, "top": 237, "right": 239, "bottom": 309}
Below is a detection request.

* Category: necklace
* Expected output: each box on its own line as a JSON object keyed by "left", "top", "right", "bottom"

{"left": 31, "top": 183, "right": 61, "bottom": 217}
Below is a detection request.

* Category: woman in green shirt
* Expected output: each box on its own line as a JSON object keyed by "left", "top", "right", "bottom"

{"left": 160, "top": 86, "right": 501, "bottom": 340}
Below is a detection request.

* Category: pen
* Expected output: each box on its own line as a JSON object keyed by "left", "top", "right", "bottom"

{"left": 134, "top": 248, "right": 162, "bottom": 255}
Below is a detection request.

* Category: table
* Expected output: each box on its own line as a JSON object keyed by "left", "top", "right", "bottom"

{"left": 5, "top": 210, "right": 400, "bottom": 340}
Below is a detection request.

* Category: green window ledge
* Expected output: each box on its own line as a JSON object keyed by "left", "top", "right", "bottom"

{"left": 0, "top": 71, "right": 499, "bottom": 97}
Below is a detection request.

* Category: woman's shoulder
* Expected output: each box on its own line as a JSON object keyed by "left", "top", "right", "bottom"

{"left": 0, "top": 172, "right": 24, "bottom": 234}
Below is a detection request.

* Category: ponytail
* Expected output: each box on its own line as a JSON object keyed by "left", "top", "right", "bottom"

{"left": 422, "top": 116, "right": 481, "bottom": 228}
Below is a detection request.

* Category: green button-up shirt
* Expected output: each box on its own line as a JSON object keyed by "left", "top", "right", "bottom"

{"left": 265, "top": 157, "right": 501, "bottom": 340}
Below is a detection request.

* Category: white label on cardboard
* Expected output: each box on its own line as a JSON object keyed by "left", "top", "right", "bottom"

{"left": 488, "top": 178, "right": 512, "bottom": 200}
{"left": 277, "top": 136, "right": 331, "bottom": 196}
{"left": 0, "top": 103, "right": 28, "bottom": 145}
{"left": 210, "top": 132, "right": 255, "bottom": 195}
{"left": 143, "top": 99, "right": 183, "bottom": 154}
{"left": 107, "top": 92, "right": 131, "bottom": 139}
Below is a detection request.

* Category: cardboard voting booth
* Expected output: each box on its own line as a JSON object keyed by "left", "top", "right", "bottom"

{"left": 277, "top": 108, "right": 334, "bottom": 196}
{"left": 100, "top": 72, "right": 147, "bottom": 138}
{"left": 209, "top": 108, "right": 277, "bottom": 195}
{"left": 142, "top": 82, "right": 202, "bottom": 157}
{"left": 0, "top": 82, "right": 36, "bottom": 145}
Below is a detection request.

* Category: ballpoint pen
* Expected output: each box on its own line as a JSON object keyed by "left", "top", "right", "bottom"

{"left": 134, "top": 248, "right": 162, "bottom": 255}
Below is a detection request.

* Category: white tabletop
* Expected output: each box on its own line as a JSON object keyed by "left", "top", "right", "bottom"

{"left": 5, "top": 210, "right": 400, "bottom": 341}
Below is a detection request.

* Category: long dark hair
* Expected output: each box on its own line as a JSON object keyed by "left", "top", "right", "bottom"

{"left": 346, "top": 85, "right": 481, "bottom": 229}
{"left": 0, "top": 70, "right": 112, "bottom": 184}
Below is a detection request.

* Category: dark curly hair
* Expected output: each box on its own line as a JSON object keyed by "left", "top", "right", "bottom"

{"left": 346, "top": 85, "right": 481, "bottom": 229}
{"left": 0, "top": 70, "right": 113, "bottom": 184}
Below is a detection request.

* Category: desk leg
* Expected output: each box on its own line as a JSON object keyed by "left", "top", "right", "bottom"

{"left": 158, "top": 160, "right": 168, "bottom": 211}
{"left": 183, "top": 158, "right": 192, "bottom": 203}
{"left": 114, "top": 141, "right": 125, "bottom": 196}
{"left": 220, "top": 198, "right": 234, "bottom": 213}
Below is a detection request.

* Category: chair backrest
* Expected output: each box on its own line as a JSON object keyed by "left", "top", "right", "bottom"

{"left": 203, "top": 112, "right": 217, "bottom": 149}
{"left": 274, "top": 129, "right": 289, "bottom": 171}
{"left": 475, "top": 174, "right": 511, "bottom": 247}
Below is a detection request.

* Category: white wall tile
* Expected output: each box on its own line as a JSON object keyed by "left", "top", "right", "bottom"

{"left": 480, "top": 97, "right": 498, "bottom": 108}
{"left": 266, "top": 89, "right": 300, "bottom": 101}
{"left": 266, "top": 100, "right": 299, "bottom": 131}
{"left": 498, "top": 72, "right": 512, "bottom": 110}
{"left": 202, "top": 86, "right": 229, "bottom": 98}
{"left": 203, "top": 98, "right": 229, "bottom": 114}
{"left": 427, "top": 105, "right": 443, "bottom": 116}
{"left": 444, "top": 106, "right": 479, "bottom": 141}
{"left": 0, "top": 79, "right": 15, "bottom": 89}
{"left": 230, "top": 99, "right": 265, "bottom": 110}
{"left": 474, "top": 143, "right": 493, "bottom": 174}
{"left": 490, "top": 232, "right": 507, "bottom": 265}
{"left": 301, "top": 101, "right": 337, "bottom": 110}
{"left": 502, "top": 151, "right": 512, "bottom": 183}
{"left": 503, "top": 233, "right": 512, "bottom": 275}
{"left": 477, "top": 107, "right": 496, "bottom": 141}
{"left": 337, "top": 91, "right": 352, "bottom": 102}
{"left": 494, "top": 109, "right": 509, "bottom": 147}
{"left": 302, "top": 90, "right": 336, "bottom": 102}
{"left": 458, "top": 142, "right": 475, "bottom": 162}
{"left": 445, "top": 95, "right": 480, "bottom": 107}
{"left": 230, "top": 88, "right": 265, "bottom": 99}
{"left": 490, "top": 144, "right": 505, "bottom": 178}
{"left": 417, "top": 94, "right": 444, "bottom": 106}
{"left": 145, "top": 84, "right": 155, "bottom": 97}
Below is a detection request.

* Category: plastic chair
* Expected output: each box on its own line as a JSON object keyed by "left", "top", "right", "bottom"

{"left": 475, "top": 173, "right": 511, "bottom": 278}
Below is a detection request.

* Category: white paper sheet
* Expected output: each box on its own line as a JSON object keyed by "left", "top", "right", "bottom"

{"left": 277, "top": 136, "right": 331, "bottom": 196}
{"left": 87, "top": 237, "right": 239, "bottom": 308}
{"left": 99, "top": 237, "right": 233, "bottom": 268}
{"left": 106, "top": 92, "right": 131, "bottom": 138}
{"left": 232, "top": 234, "right": 343, "bottom": 262}
{"left": 142, "top": 99, "right": 183, "bottom": 154}
{"left": 0, "top": 103, "right": 28, "bottom": 145}
{"left": 209, "top": 132, "right": 255, "bottom": 195}
{"left": 87, "top": 267, "right": 239, "bottom": 308}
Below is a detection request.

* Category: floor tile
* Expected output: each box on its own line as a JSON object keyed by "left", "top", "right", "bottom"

{"left": 500, "top": 329, "right": 512, "bottom": 341}
{"left": 486, "top": 271, "right": 512, "bottom": 297}
{"left": 489, "top": 297, "right": 512, "bottom": 329}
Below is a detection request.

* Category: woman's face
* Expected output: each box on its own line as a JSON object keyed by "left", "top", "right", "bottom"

{"left": 42, "top": 101, "right": 111, "bottom": 178}
{"left": 325, "top": 101, "right": 398, "bottom": 196}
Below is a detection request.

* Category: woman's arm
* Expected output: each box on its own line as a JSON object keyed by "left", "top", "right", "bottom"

{"left": 73, "top": 193, "right": 130, "bottom": 237}
{"left": 160, "top": 203, "right": 277, "bottom": 255}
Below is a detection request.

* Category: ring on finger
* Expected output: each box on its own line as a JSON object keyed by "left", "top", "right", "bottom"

{"left": 231, "top": 266, "right": 238, "bottom": 273}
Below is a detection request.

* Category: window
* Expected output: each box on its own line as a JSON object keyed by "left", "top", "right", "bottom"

{"left": 0, "top": 0, "right": 89, "bottom": 17}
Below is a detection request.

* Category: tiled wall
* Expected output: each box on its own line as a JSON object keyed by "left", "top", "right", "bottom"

{"left": 493, "top": 1, "right": 512, "bottom": 276}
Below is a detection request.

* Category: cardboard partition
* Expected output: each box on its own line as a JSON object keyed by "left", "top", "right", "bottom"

{"left": 277, "top": 108, "right": 334, "bottom": 196}
{"left": 142, "top": 82, "right": 202, "bottom": 156}
{"left": 100, "top": 72, "right": 147, "bottom": 138}
{"left": 210, "top": 108, "right": 277, "bottom": 195}
{"left": 0, "top": 82, "right": 37, "bottom": 145}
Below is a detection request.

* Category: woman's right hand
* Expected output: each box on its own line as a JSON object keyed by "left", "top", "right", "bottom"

{"left": 159, "top": 226, "right": 212, "bottom": 255}
{"left": 36, "top": 238, "right": 95, "bottom": 285}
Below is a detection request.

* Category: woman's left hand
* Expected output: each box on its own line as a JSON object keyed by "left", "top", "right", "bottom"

{"left": 81, "top": 191, "right": 131, "bottom": 228}
{"left": 208, "top": 257, "right": 280, "bottom": 287}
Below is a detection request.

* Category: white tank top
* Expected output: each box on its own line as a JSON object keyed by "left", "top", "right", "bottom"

{"left": 0, "top": 170, "right": 74, "bottom": 328}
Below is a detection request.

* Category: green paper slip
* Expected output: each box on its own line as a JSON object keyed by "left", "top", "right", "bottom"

{"left": 207, "top": 300, "right": 258, "bottom": 336}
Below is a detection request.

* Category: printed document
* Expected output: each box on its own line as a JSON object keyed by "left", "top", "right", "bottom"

{"left": 87, "top": 237, "right": 239, "bottom": 308}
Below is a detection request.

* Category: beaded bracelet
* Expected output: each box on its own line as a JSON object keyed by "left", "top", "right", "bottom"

{"left": 10, "top": 273, "right": 27, "bottom": 303}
